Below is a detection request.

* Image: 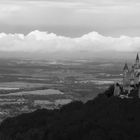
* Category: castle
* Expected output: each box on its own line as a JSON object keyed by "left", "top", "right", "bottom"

{"left": 114, "top": 53, "right": 140, "bottom": 98}
{"left": 123, "top": 53, "right": 140, "bottom": 88}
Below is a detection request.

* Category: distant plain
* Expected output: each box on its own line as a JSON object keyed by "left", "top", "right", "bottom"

{"left": 0, "top": 58, "right": 124, "bottom": 122}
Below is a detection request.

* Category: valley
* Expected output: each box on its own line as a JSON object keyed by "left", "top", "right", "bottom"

{"left": 0, "top": 58, "right": 123, "bottom": 122}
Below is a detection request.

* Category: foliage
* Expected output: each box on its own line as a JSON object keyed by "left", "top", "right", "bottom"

{"left": 0, "top": 86, "right": 140, "bottom": 140}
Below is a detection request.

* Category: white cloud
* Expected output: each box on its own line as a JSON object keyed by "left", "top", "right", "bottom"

{"left": 0, "top": 30, "right": 139, "bottom": 54}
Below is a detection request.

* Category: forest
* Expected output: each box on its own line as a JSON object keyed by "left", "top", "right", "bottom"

{"left": 0, "top": 85, "right": 140, "bottom": 140}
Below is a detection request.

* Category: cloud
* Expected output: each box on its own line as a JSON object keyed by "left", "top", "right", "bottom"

{"left": 0, "top": 30, "right": 139, "bottom": 55}
{"left": 0, "top": 0, "right": 140, "bottom": 37}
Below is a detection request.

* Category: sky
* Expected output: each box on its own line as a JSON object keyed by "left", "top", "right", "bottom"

{"left": 0, "top": 0, "right": 140, "bottom": 59}
{"left": 0, "top": 0, "right": 140, "bottom": 36}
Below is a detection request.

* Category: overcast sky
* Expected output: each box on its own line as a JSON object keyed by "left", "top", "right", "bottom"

{"left": 0, "top": 0, "right": 139, "bottom": 59}
{"left": 0, "top": 0, "right": 140, "bottom": 37}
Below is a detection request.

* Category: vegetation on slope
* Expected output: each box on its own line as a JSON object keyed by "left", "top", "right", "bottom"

{"left": 0, "top": 85, "right": 140, "bottom": 140}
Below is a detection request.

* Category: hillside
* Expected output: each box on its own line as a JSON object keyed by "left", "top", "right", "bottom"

{"left": 0, "top": 86, "right": 140, "bottom": 140}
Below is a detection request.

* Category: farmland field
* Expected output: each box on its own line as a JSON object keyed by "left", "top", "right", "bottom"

{"left": 0, "top": 58, "right": 124, "bottom": 122}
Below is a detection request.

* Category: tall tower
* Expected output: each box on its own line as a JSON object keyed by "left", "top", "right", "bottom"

{"left": 130, "top": 66, "right": 135, "bottom": 86}
{"left": 134, "top": 53, "right": 140, "bottom": 84}
{"left": 123, "top": 63, "right": 130, "bottom": 87}
{"left": 136, "top": 53, "right": 139, "bottom": 68}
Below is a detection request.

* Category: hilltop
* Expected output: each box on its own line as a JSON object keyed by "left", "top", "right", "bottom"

{"left": 0, "top": 86, "right": 140, "bottom": 140}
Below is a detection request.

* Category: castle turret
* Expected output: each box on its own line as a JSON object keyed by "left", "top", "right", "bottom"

{"left": 135, "top": 53, "right": 140, "bottom": 69}
{"left": 123, "top": 62, "right": 129, "bottom": 73}
{"left": 134, "top": 53, "right": 140, "bottom": 84}
{"left": 114, "top": 83, "right": 121, "bottom": 96}
{"left": 136, "top": 53, "right": 139, "bottom": 63}
{"left": 130, "top": 66, "right": 135, "bottom": 86}
{"left": 123, "top": 62, "right": 130, "bottom": 87}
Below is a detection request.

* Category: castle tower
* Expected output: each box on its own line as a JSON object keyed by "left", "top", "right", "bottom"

{"left": 123, "top": 63, "right": 130, "bottom": 87}
{"left": 134, "top": 53, "right": 140, "bottom": 84}
{"left": 135, "top": 53, "right": 139, "bottom": 68}
{"left": 114, "top": 83, "right": 121, "bottom": 96}
{"left": 130, "top": 66, "right": 135, "bottom": 86}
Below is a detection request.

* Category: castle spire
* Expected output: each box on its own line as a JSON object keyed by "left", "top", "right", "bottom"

{"left": 136, "top": 53, "right": 139, "bottom": 62}
{"left": 123, "top": 62, "right": 129, "bottom": 71}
